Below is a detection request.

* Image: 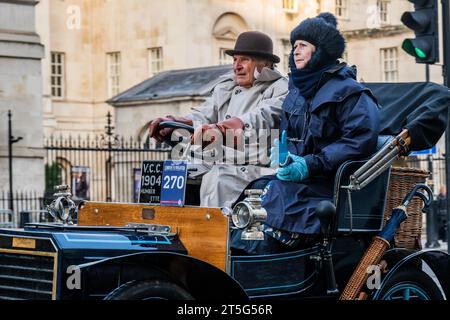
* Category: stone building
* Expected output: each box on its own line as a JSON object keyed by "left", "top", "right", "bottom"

{"left": 330, "top": 0, "right": 442, "bottom": 83}
{"left": 35, "top": 0, "right": 320, "bottom": 137}
{"left": 35, "top": 0, "right": 446, "bottom": 137}
{"left": 0, "top": 0, "right": 45, "bottom": 197}
{"left": 108, "top": 65, "right": 231, "bottom": 141}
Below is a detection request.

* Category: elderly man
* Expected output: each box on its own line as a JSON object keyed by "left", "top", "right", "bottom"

{"left": 148, "top": 31, "right": 288, "bottom": 207}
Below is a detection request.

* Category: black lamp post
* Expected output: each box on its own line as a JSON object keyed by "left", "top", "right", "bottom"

{"left": 7, "top": 110, "right": 23, "bottom": 212}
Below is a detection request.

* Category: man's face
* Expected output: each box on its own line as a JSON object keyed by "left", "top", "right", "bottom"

{"left": 293, "top": 40, "right": 316, "bottom": 69}
{"left": 233, "top": 55, "right": 257, "bottom": 88}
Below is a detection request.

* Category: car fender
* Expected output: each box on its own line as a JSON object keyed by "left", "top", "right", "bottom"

{"left": 75, "top": 251, "right": 248, "bottom": 300}
{"left": 371, "top": 248, "right": 450, "bottom": 300}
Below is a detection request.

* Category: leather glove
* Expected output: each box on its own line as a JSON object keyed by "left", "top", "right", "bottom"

{"left": 148, "top": 115, "right": 193, "bottom": 142}
{"left": 191, "top": 117, "right": 244, "bottom": 149}
{"left": 276, "top": 153, "right": 309, "bottom": 182}
{"left": 270, "top": 131, "right": 288, "bottom": 167}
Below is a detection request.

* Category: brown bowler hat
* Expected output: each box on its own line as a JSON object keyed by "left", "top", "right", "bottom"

{"left": 225, "top": 31, "right": 280, "bottom": 63}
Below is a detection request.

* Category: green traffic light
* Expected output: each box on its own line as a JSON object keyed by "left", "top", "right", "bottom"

{"left": 415, "top": 48, "right": 427, "bottom": 59}
{"left": 402, "top": 39, "right": 429, "bottom": 60}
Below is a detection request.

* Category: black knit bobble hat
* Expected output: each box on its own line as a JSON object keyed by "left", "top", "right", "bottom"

{"left": 290, "top": 12, "right": 346, "bottom": 69}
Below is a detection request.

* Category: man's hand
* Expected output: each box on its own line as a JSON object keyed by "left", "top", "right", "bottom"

{"left": 191, "top": 124, "right": 222, "bottom": 149}
{"left": 148, "top": 115, "right": 193, "bottom": 142}
{"left": 191, "top": 117, "right": 244, "bottom": 149}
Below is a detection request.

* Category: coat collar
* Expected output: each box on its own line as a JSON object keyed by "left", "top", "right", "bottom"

{"left": 310, "top": 63, "right": 373, "bottom": 111}
{"left": 208, "top": 67, "right": 285, "bottom": 112}
{"left": 216, "top": 67, "right": 285, "bottom": 89}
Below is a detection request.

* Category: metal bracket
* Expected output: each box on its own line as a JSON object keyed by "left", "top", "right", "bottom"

{"left": 125, "top": 223, "right": 177, "bottom": 236}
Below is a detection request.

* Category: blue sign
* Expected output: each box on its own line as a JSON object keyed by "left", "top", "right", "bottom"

{"left": 160, "top": 160, "right": 188, "bottom": 207}
{"left": 410, "top": 146, "right": 437, "bottom": 156}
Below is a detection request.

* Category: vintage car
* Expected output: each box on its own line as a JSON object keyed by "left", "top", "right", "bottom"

{"left": 1, "top": 82, "right": 450, "bottom": 300}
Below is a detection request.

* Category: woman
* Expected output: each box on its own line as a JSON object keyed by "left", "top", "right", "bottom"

{"left": 231, "top": 13, "right": 380, "bottom": 255}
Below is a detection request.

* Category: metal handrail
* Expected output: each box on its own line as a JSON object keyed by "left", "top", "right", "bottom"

{"left": 342, "top": 129, "right": 411, "bottom": 192}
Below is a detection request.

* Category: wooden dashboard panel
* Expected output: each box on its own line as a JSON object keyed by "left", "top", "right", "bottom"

{"left": 77, "top": 202, "right": 229, "bottom": 271}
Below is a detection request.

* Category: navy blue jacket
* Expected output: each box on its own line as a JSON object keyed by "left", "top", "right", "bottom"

{"left": 262, "top": 63, "right": 380, "bottom": 234}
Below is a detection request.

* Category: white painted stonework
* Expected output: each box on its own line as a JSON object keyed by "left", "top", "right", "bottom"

{"left": 0, "top": 0, "right": 45, "bottom": 194}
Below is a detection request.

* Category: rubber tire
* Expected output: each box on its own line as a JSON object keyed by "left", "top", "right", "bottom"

{"left": 377, "top": 269, "right": 444, "bottom": 300}
{"left": 104, "top": 279, "right": 194, "bottom": 300}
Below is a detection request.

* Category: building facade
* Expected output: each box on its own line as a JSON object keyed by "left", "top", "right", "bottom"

{"left": 0, "top": 0, "right": 45, "bottom": 196}
{"left": 35, "top": 0, "right": 321, "bottom": 137}
{"left": 36, "top": 0, "right": 446, "bottom": 136}
{"left": 329, "top": 0, "right": 443, "bottom": 83}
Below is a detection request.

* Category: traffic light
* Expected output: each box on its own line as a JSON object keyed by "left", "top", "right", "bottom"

{"left": 401, "top": 0, "right": 439, "bottom": 64}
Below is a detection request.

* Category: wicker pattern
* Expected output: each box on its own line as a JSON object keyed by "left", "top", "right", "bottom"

{"left": 383, "top": 167, "right": 429, "bottom": 250}
{"left": 340, "top": 236, "right": 389, "bottom": 300}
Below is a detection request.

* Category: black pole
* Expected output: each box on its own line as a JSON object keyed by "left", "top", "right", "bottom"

{"left": 8, "top": 110, "right": 13, "bottom": 212}
{"left": 105, "top": 112, "right": 114, "bottom": 202}
{"left": 426, "top": 154, "right": 440, "bottom": 247}
{"left": 442, "top": 0, "right": 450, "bottom": 253}
{"left": 426, "top": 64, "right": 430, "bottom": 82}
{"left": 7, "top": 110, "right": 23, "bottom": 214}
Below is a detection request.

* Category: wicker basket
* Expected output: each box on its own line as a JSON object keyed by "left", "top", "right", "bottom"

{"left": 383, "top": 167, "right": 429, "bottom": 250}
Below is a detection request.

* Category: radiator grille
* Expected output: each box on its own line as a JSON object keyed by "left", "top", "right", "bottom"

{"left": 0, "top": 252, "right": 56, "bottom": 300}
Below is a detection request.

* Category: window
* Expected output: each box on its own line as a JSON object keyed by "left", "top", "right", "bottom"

{"left": 335, "top": 0, "right": 348, "bottom": 18}
{"left": 148, "top": 47, "right": 163, "bottom": 77}
{"left": 380, "top": 47, "right": 398, "bottom": 82}
{"left": 51, "top": 52, "right": 65, "bottom": 98}
{"left": 377, "top": 0, "right": 389, "bottom": 23}
{"left": 107, "top": 52, "right": 121, "bottom": 97}
{"left": 283, "top": 0, "right": 298, "bottom": 13}
{"left": 219, "top": 48, "right": 233, "bottom": 65}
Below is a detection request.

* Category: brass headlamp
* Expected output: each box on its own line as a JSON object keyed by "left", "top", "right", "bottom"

{"left": 230, "top": 189, "right": 267, "bottom": 240}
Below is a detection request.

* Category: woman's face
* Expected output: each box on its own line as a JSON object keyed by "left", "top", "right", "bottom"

{"left": 293, "top": 40, "right": 316, "bottom": 69}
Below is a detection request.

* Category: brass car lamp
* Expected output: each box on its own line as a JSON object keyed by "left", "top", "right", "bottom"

{"left": 231, "top": 189, "right": 267, "bottom": 241}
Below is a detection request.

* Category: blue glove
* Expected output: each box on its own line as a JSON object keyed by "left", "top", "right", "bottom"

{"left": 276, "top": 153, "right": 309, "bottom": 182}
{"left": 270, "top": 130, "right": 288, "bottom": 167}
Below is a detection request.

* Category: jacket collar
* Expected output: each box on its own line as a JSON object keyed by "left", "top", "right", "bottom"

{"left": 309, "top": 63, "right": 371, "bottom": 111}
{"left": 254, "top": 67, "right": 285, "bottom": 84}
{"left": 217, "top": 67, "right": 285, "bottom": 88}
{"left": 316, "top": 62, "right": 353, "bottom": 89}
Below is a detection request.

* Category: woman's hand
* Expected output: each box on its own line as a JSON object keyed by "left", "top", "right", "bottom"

{"left": 276, "top": 153, "right": 309, "bottom": 182}
{"left": 270, "top": 131, "right": 288, "bottom": 167}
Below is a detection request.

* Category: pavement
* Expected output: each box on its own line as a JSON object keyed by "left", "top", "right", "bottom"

{"left": 421, "top": 215, "right": 448, "bottom": 252}
{"left": 421, "top": 238, "right": 448, "bottom": 252}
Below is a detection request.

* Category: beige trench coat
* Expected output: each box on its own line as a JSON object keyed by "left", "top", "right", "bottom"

{"left": 185, "top": 67, "right": 288, "bottom": 208}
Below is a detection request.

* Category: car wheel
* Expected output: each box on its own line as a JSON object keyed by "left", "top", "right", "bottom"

{"left": 104, "top": 279, "right": 194, "bottom": 300}
{"left": 377, "top": 269, "right": 444, "bottom": 300}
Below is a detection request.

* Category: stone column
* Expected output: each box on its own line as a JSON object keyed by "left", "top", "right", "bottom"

{"left": 0, "top": 0, "right": 45, "bottom": 196}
